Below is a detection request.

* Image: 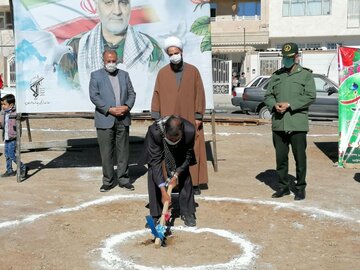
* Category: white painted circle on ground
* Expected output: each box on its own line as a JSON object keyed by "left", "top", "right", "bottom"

{"left": 98, "top": 226, "right": 257, "bottom": 270}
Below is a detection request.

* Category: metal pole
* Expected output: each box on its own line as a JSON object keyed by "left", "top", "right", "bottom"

{"left": 243, "top": 27, "right": 246, "bottom": 52}
{"left": 16, "top": 113, "right": 21, "bottom": 182}
{"left": 25, "top": 118, "right": 32, "bottom": 142}
{"left": 211, "top": 110, "right": 218, "bottom": 172}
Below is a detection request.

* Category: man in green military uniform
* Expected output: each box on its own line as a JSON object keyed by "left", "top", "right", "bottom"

{"left": 264, "top": 42, "right": 316, "bottom": 201}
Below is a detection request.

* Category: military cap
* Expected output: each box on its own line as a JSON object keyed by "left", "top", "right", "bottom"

{"left": 281, "top": 42, "right": 299, "bottom": 57}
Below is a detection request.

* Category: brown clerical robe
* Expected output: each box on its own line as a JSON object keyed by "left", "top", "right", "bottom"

{"left": 151, "top": 63, "right": 208, "bottom": 187}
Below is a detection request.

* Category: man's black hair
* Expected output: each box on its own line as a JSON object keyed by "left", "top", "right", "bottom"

{"left": 165, "top": 115, "right": 184, "bottom": 137}
{"left": 1, "top": 94, "right": 15, "bottom": 105}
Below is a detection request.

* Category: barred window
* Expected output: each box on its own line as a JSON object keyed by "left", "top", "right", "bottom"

{"left": 6, "top": 54, "right": 16, "bottom": 87}
{"left": 0, "top": 12, "right": 12, "bottom": 30}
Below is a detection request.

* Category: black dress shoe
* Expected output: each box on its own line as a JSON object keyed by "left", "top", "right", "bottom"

{"left": 100, "top": 183, "right": 116, "bottom": 192}
{"left": 119, "top": 182, "right": 135, "bottom": 191}
{"left": 294, "top": 189, "right": 306, "bottom": 200}
{"left": 1, "top": 171, "right": 16, "bottom": 177}
{"left": 199, "top": 183, "right": 208, "bottom": 190}
{"left": 193, "top": 186, "right": 201, "bottom": 195}
{"left": 181, "top": 214, "right": 196, "bottom": 227}
{"left": 271, "top": 188, "right": 290, "bottom": 198}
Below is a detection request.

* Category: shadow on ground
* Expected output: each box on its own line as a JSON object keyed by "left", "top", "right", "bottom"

{"left": 314, "top": 141, "right": 338, "bottom": 163}
{"left": 22, "top": 136, "right": 147, "bottom": 183}
{"left": 231, "top": 110, "right": 244, "bottom": 114}
{"left": 353, "top": 173, "right": 360, "bottom": 183}
{"left": 23, "top": 137, "right": 216, "bottom": 184}
{"left": 256, "top": 169, "right": 297, "bottom": 192}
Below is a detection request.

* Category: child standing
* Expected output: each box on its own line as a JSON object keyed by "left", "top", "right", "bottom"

{"left": 0, "top": 94, "right": 28, "bottom": 179}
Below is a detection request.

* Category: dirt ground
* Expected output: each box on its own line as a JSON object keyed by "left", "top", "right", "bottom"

{"left": 0, "top": 117, "right": 359, "bottom": 270}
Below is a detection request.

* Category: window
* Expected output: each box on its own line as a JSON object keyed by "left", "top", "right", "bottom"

{"left": 283, "top": 0, "right": 331, "bottom": 16}
{"left": 308, "top": 0, "right": 322, "bottom": 15}
{"left": 249, "top": 77, "right": 263, "bottom": 87}
{"left": 307, "top": 43, "right": 321, "bottom": 48}
{"left": 237, "top": 0, "right": 261, "bottom": 16}
{"left": 292, "top": 0, "right": 306, "bottom": 16}
{"left": 283, "top": 0, "right": 290, "bottom": 16}
{"left": 0, "top": 12, "right": 12, "bottom": 30}
{"left": 348, "top": 0, "right": 360, "bottom": 28}
{"left": 327, "top": 43, "right": 342, "bottom": 50}
{"left": 314, "top": 77, "right": 327, "bottom": 92}
{"left": 6, "top": 54, "right": 16, "bottom": 87}
{"left": 263, "top": 81, "right": 270, "bottom": 90}
{"left": 260, "top": 59, "right": 281, "bottom": 75}
{"left": 276, "top": 43, "right": 321, "bottom": 50}
{"left": 322, "top": 0, "right": 331, "bottom": 14}
{"left": 298, "top": 43, "right": 306, "bottom": 49}
{"left": 210, "top": 3, "right": 217, "bottom": 18}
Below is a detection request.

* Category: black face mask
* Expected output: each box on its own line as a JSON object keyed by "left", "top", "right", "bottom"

{"left": 107, "top": 69, "right": 119, "bottom": 76}
{"left": 170, "top": 59, "right": 184, "bottom": 72}
{"left": 167, "top": 142, "right": 180, "bottom": 150}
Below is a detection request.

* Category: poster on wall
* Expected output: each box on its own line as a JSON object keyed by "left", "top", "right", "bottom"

{"left": 338, "top": 46, "right": 360, "bottom": 168}
{"left": 12, "top": 0, "right": 213, "bottom": 113}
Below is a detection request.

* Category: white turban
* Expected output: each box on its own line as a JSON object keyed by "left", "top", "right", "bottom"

{"left": 164, "top": 36, "right": 183, "bottom": 51}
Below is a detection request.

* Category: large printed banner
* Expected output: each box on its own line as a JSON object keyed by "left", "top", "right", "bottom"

{"left": 13, "top": 0, "right": 213, "bottom": 113}
{"left": 338, "top": 46, "right": 360, "bottom": 167}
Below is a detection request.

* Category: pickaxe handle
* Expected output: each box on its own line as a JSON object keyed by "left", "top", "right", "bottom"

{"left": 155, "top": 183, "right": 174, "bottom": 247}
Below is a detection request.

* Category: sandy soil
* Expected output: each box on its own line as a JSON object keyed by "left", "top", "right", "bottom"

{"left": 0, "top": 117, "right": 359, "bottom": 270}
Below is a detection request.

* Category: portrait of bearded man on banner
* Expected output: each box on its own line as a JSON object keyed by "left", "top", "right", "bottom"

{"left": 13, "top": 0, "right": 213, "bottom": 113}
{"left": 60, "top": 0, "right": 165, "bottom": 111}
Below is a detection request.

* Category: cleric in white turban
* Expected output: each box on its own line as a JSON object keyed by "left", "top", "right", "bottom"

{"left": 151, "top": 35, "right": 209, "bottom": 195}
{"left": 164, "top": 36, "right": 183, "bottom": 52}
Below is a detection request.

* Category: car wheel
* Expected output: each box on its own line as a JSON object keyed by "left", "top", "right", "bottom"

{"left": 259, "top": 106, "right": 272, "bottom": 119}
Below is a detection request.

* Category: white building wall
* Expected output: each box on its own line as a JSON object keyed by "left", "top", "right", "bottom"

{"left": 249, "top": 54, "right": 260, "bottom": 81}
{"left": 269, "top": 0, "right": 360, "bottom": 38}
{"left": 0, "top": 0, "right": 9, "bottom": 6}
{"left": 0, "top": 0, "right": 13, "bottom": 87}
{"left": 246, "top": 51, "right": 339, "bottom": 84}
{"left": 262, "top": 0, "right": 359, "bottom": 85}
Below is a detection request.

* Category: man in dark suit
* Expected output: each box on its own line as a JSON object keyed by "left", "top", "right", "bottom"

{"left": 89, "top": 50, "right": 136, "bottom": 192}
{"left": 145, "top": 115, "right": 197, "bottom": 227}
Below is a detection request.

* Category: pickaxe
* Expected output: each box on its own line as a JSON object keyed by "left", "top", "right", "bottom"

{"left": 146, "top": 183, "right": 174, "bottom": 248}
